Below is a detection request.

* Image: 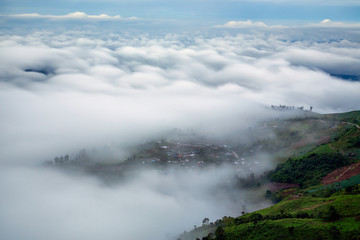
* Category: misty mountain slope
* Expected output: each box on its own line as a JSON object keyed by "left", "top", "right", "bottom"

{"left": 269, "top": 112, "right": 360, "bottom": 187}
{"left": 324, "top": 110, "right": 360, "bottom": 125}
{"left": 45, "top": 110, "right": 360, "bottom": 191}
{"left": 177, "top": 111, "right": 360, "bottom": 240}
{"left": 48, "top": 110, "right": 339, "bottom": 169}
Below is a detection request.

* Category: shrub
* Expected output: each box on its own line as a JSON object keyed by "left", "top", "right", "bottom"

{"left": 323, "top": 206, "right": 340, "bottom": 222}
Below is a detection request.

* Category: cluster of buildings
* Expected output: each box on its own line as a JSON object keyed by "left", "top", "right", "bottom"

{"left": 138, "top": 141, "right": 259, "bottom": 172}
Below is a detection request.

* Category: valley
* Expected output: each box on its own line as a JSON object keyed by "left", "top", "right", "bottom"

{"left": 46, "top": 110, "right": 360, "bottom": 240}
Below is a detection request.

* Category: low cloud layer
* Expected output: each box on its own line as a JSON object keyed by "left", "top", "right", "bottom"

{"left": 216, "top": 19, "right": 360, "bottom": 29}
{"left": 215, "top": 20, "right": 272, "bottom": 28}
{"left": 0, "top": 27, "right": 359, "bottom": 161}
{"left": 6, "top": 12, "right": 138, "bottom": 21}
{"left": 0, "top": 24, "right": 360, "bottom": 240}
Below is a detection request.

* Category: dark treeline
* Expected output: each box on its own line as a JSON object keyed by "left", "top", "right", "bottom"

{"left": 269, "top": 152, "right": 351, "bottom": 188}
{"left": 43, "top": 149, "right": 90, "bottom": 166}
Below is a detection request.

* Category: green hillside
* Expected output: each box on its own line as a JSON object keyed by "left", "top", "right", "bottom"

{"left": 179, "top": 111, "right": 360, "bottom": 240}
{"left": 324, "top": 110, "right": 360, "bottom": 125}
{"left": 268, "top": 111, "right": 360, "bottom": 187}
{"left": 269, "top": 153, "right": 350, "bottom": 187}
{"left": 179, "top": 190, "right": 360, "bottom": 240}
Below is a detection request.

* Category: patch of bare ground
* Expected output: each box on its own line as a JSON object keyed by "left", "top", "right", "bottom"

{"left": 267, "top": 182, "right": 299, "bottom": 192}
{"left": 321, "top": 162, "right": 360, "bottom": 185}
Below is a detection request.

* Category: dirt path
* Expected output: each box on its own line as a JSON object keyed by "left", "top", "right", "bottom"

{"left": 336, "top": 166, "right": 354, "bottom": 180}
{"left": 321, "top": 162, "right": 360, "bottom": 185}
{"left": 343, "top": 122, "right": 360, "bottom": 129}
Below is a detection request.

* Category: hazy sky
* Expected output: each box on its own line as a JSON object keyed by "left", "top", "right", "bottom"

{"left": 1, "top": 0, "right": 360, "bottom": 23}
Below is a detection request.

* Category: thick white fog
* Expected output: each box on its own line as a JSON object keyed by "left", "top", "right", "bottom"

{"left": 0, "top": 165, "right": 266, "bottom": 240}
{"left": 1, "top": 24, "right": 360, "bottom": 240}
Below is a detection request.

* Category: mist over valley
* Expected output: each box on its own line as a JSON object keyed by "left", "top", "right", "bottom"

{"left": 1, "top": 6, "right": 360, "bottom": 239}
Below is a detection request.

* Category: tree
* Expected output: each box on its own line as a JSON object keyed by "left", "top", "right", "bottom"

{"left": 329, "top": 225, "right": 340, "bottom": 239}
{"left": 265, "top": 190, "right": 272, "bottom": 199}
{"left": 54, "top": 156, "right": 60, "bottom": 164}
{"left": 202, "top": 218, "right": 209, "bottom": 225}
{"left": 215, "top": 226, "right": 225, "bottom": 240}
{"left": 296, "top": 212, "right": 310, "bottom": 219}
{"left": 75, "top": 149, "right": 90, "bottom": 163}
{"left": 326, "top": 206, "right": 340, "bottom": 221}
{"left": 249, "top": 213, "right": 263, "bottom": 222}
{"left": 241, "top": 204, "right": 247, "bottom": 215}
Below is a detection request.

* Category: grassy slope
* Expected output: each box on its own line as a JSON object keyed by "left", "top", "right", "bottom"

{"left": 181, "top": 194, "right": 360, "bottom": 240}
{"left": 225, "top": 217, "right": 360, "bottom": 240}
{"left": 274, "top": 110, "right": 360, "bottom": 160}
{"left": 259, "top": 117, "right": 338, "bottom": 162}
{"left": 256, "top": 194, "right": 360, "bottom": 217}
{"left": 324, "top": 110, "right": 360, "bottom": 125}
{"left": 225, "top": 194, "right": 360, "bottom": 240}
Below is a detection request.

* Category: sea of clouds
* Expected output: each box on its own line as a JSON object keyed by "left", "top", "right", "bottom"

{"left": 1, "top": 23, "right": 360, "bottom": 240}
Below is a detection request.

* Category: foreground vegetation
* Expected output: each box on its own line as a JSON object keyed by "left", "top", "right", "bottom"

{"left": 269, "top": 152, "right": 351, "bottom": 187}
{"left": 180, "top": 188, "right": 360, "bottom": 240}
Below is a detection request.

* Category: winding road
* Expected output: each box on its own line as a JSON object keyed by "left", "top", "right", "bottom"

{"left": 343, "top": 122, "right": 360, "bottom": 129}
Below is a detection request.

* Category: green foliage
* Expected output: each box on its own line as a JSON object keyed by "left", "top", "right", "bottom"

{"left": 249, "top": 213, "right": 263, "bottom": 223}
{"left": 185, "top": 193, "right": 360, "bottom": 240}
{"left": 224, "top": 218, "right": 360, "bottom": 240}
{"left": 324, "top": 206, "right": 340, "bottom": 221}
{"left": 349, "top": 136, "right": 360, "bottom": 147}
{"left": 295, "top": 212, "right": 310, "bottom": 219}
{"left": 269, "top": 153, "right": 350, "bottom": 187}
{"left": 308, "top": 144, "right": 335, "bottom": 155}
{"left": 264, "top": 190, "right": 283, "bottom": 203}
{"left": 325, "top": 110, "right": 360, "bottom": 125}
{"left": 328, "top": 225, "right": 340, "bottom": 240}
{"left": 333, "top": 124, "right": 356, "bottom": 141}
{"left": 345, "top": 184, "right": 360, "bottom": 195}
{"left": 201, "top": 233, "right": 214, "bottom": 240}
{"left": 215, "top": 226, "right": 225, "bottom": 240}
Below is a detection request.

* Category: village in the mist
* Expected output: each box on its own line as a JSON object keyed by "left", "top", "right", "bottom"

{"left": 1, "top": 1, "right": 360, "bottom": 240}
